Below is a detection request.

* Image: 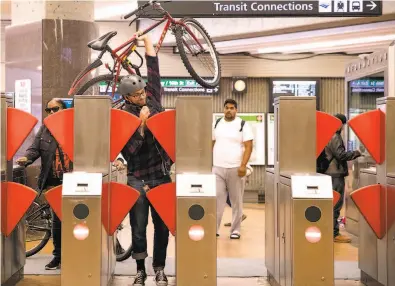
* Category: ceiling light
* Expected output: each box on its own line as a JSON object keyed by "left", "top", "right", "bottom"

{"left": 257, "top": 34, "right": 395, "bottom": 54}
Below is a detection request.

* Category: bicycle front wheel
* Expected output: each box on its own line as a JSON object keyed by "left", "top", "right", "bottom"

{"left": 25, "top": 202, "right": 52, "bottom": 257}
{"left": 175, "top": 18, "right": 221, "bottom": 89}
{"left": 116, "top": 214, "right": 133, "bottom": 262}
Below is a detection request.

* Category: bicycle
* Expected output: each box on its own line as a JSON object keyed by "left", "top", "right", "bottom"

{"left": 23, "top": 163, "right": 133, "bottom": 262}
{"left": 68, "top": 0, "right": 221, "bottom": 102}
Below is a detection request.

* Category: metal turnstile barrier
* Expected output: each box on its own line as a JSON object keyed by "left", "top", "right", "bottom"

{"left": 175, "top": 97, "right": 216, "bottom": 286}
{"left": 44, "top": 95, "right": 140, "bottom": 285}
{"left": 143, "top": 96, "right": 217, "bottom": 286}
{"left": 266, "top": 96, "right": 341, "bottom": 286}
{"left": 347, "top": 96, "right": 395, "bottom": 286}
{"left": 0, "top": 95, "right": 38, "bottom": 285}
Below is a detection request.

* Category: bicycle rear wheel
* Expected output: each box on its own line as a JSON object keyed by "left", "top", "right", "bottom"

{"left": 116, "top": 214, "right": 133, "bottom": 262}
{"left": 25, "top": 202, "right": 52, "bottom": 257}
{"left": 175, "top": 18, "right": 221, "bottom": 89}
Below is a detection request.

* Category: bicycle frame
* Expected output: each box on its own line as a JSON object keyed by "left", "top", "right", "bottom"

{"left": 68, "top": 4, "right": 204, "bottom": 97}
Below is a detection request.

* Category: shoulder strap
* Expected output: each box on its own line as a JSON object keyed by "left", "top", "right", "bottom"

{"left": 239, "top": 120, "right": 246, "bottom": 132}
{"left": 214, "top": 117, "right": 222, "bottom": 128}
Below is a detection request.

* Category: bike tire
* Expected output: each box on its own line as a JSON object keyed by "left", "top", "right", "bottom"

{"left": 25, "top": 202, "right": 52, "bottom": 258}
{"left": 116, "top": 240, "right": 133, "bottom": 262}
{"left": 73, "top": 74, "right": 125, "bottom": 97}
{"left": 175, "top": 18, "right": 221, "bottom": 89}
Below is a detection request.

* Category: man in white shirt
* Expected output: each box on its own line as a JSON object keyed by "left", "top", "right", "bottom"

{"left": 212, "top": 99, "right": 254, "bottom": 239}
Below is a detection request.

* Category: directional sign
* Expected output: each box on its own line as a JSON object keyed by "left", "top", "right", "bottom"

{"left": 137, "top": 0, "right": 382, "bottom": 17}
{"left": 160, "top": 78, "right": 220, "bottom": 94}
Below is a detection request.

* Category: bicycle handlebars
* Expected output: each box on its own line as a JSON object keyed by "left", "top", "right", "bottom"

{"left": 124, "top": 0, "right": 172, "bottom": 19}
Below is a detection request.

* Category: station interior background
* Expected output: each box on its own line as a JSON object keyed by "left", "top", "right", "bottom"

{"left": 1, "top": 1, "right": 395, "bottom": 285}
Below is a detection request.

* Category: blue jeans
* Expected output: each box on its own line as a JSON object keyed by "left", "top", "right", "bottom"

{"left": 128, "top": 175, "right": 171, "bottom": 270}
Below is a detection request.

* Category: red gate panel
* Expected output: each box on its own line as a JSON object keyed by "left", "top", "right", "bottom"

{"left": 146, "top": 182, "right": 176, "bottom": 236}
{"left": 146, "top": 110, "right": 176, "bottom": 162}
{"left": 1, "top": 182, "right": 37, "bottom": 236}
{"left": 348, "top": 109, "right": 385, "bottom": 164}
{"left": 350, "top": 184, "right": 386, "bottom": 239}
{"left": 6, "top": 108, "right": 38, "bottom": 160}
{"left": 316, "top": 111, "right": 342, "bottom": 158}
{"left": 333, "top": 190, "right": 341, "bottom": 207}
{"left": 102, "top": 182, "right": 140, "bottom": 235}
{"left": 110, "top": 109, "right": 141, "bottom": 162}
{"left": 43, "top": 109, "right": 75, "bottom": 161}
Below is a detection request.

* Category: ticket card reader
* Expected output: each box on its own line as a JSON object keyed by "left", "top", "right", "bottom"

{"left": 176, "top": 174, "right": 216, "bottom": 286}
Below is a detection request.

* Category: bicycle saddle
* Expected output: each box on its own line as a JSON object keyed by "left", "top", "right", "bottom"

{"left": 87, "top": 31, "right": 117, "bottom": 51}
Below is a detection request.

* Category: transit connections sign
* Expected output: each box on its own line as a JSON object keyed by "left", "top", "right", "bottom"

{"left": 137, "top": 0, "right": 382, "bottom": 17}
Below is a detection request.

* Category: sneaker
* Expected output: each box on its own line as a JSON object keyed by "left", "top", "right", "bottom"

{"left": 224, "top": 214, "right": 247, "bottom": 227}
{"left": 133, "top": 270, "right": 147, "bottom": 286}
{"left": 45, "top": 258, "right": 61, "bottom": 270}
{"left": 334, "top": 234, "right": 351, "bottom": 243}
{"left": 155, "top": 269, "right": 168, "bottom": 286}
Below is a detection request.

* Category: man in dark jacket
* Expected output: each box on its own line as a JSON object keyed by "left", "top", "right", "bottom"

{"left": 325, "top": 113, "right": 361, "bottom": 243}
{"left": 114, "top": 31, "right": 171, "bottom": 286}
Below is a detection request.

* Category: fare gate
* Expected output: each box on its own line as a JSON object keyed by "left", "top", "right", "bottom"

{"left": 0, "top": 95, "right": 38, "bottom": 285}
{"left": 44, "top": 95, "right": 141, "bottom": 286}
{"left": 265, "top": 96, "right": 342, "bottom": 286}
{"left": 44, "top": 95, "right": 217, "bottom": 285}
{"left": 344, "top": 43, "right": 395, "bottom": 286}
{"left": 145, "top": 96, "right": 217, "bottom": 286}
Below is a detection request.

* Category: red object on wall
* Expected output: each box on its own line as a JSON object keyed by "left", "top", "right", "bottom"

{"left": 146, "top": 110, "right": 176, "bottom": 162}
{"left": 110, "top": 109, "right": 141, "bottom": 161}
{"left": 43, "top": 109, "right": 75, "bottom": 162}
{"left": 316, "top": 111, "right": 342, "bottom": 158}
{"left": 351, "top": 184, "right": 386, "bottom": 239}
{"left": 1, "top": 182, "right": 37, "bottom": 236}
{"left": 348, "top": 109, "right": 385, "bottom": 164}
{"left": 6, "top": 108, "right": 38, "bottom": 160}
{"left": 146, "top": 182, "right": 176, "bottom": 236}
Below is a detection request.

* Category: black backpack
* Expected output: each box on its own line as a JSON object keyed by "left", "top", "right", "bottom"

{"left": 214, "top": 117, "right": 245, "bottom": 132}
{"left": 316, "top": 148, "right": 333, "bottom": 174}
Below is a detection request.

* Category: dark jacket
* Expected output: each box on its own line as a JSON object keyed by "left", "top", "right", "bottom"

{"left": 325, "top": 131, "right": 360, "bottom": 178}
{"left": 24, "top": 125, "right": 60, "bottom": 190}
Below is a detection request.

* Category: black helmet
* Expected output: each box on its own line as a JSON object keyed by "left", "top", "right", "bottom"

{"left": 119, "top": 74, "right": 146, "bottom": 95}
{"left": 334, "top": 113, "right": 347, "bottom": 124}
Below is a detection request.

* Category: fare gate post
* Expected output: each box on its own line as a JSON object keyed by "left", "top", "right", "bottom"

{"left": 43, "top": 94, "right": 141, "bottom": 286}
{"left": 175, "top": 97, "right": 217, "bottom": 286}
{"left": 1, "top": 95, "right": 38, "bottom": 285}
{"left": 266, "top": 96, "right": 341, "bottom": 286}
{"left": 61, "top": 95, "right": 114, "bottom": 286}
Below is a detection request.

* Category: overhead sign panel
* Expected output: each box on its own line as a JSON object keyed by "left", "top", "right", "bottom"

{"left": 137, "top": 0, "right": 382, "bottom": 17}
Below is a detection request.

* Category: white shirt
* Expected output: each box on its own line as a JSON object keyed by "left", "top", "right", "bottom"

{"left": 213, "top": 117, "right": 254, "bottom": 168}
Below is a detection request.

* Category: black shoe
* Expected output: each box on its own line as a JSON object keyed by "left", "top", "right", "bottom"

{"left": 133, "top": 270, "right": 147, "bottom": 286}
{"left": 155, "top": 269, "right": 168, "bottom": 286}
{"left": 45, "top": 258, "right": 61, "bottom": 270}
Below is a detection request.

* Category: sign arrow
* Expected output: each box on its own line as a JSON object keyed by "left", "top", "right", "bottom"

{"left": 367, "top": 1, "right": 377, "bottom": 10}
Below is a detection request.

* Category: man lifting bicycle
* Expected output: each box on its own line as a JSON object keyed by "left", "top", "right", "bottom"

{"left": 114, "top": 31, "right": 172, "bottom": 286}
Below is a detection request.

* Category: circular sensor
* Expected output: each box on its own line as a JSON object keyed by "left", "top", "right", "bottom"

{"left": 305, "top": 206, "right": 321, "bottom": 223}
{"left": 73, "top": 204, "right": 90, "bottom": 220}
{"left": 188, "top": 204, "right": 205, "bottom": 221}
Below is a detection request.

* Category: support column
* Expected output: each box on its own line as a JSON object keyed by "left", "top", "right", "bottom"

{"left": 5, "top": 0, "right": 97, "bottom": 161}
